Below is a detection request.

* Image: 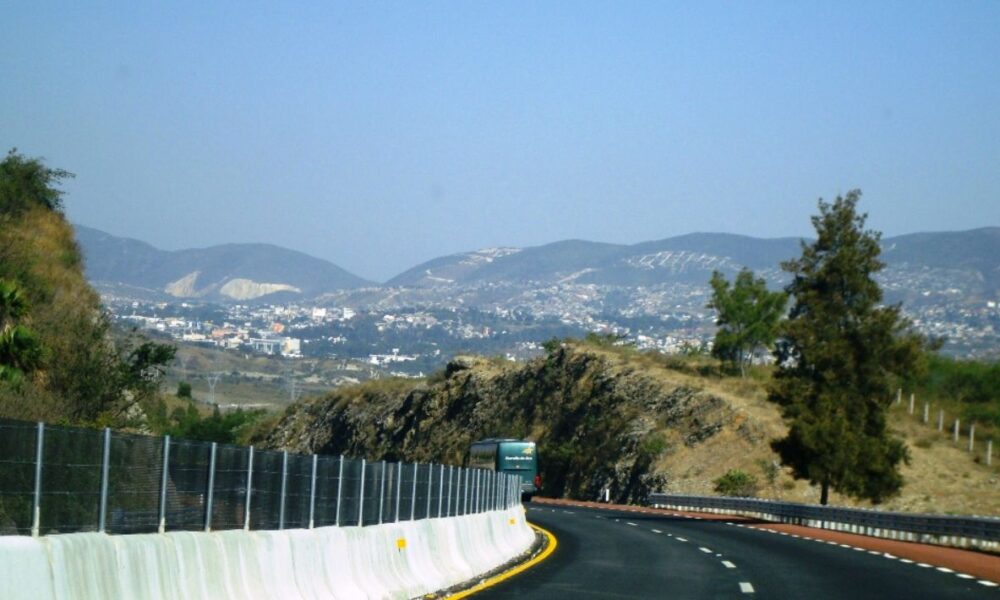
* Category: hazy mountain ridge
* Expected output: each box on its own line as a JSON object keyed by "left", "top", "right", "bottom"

{"left": 75, "top": 225, "right": 373, "bottom": 302}
{"left": 76, "top": 225, "right": 1000, "bottom": 304}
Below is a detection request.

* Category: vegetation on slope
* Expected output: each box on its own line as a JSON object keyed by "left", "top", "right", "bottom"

{"left": 0, "top": 150, "right": 174, "bottom": 427}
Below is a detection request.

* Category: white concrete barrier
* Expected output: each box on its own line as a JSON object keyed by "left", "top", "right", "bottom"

{"left": 0, "top": 507, "right": 533, "bottom": 600}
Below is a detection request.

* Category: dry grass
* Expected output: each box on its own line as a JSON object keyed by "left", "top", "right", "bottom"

{"left": 575, "top": 342, "right": 1000, "bottom": 516}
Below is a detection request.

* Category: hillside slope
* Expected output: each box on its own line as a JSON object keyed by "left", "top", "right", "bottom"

{"left": 264, "top": 342, "right": 1000, "bottom": 514}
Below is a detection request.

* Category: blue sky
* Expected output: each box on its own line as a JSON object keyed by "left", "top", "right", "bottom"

{"left": 2, "top": 2, "right": 998, "bottom": 281}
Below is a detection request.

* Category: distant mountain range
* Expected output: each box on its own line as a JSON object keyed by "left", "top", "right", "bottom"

{"left": 75, "top": 224, "right": 1000, "bottom": 303}
{"left": 74, "top": 225, "right": 372, "bottom": 302}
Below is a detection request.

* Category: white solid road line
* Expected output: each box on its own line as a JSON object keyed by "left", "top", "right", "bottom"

{"left": 722, "top": 561, "right": 737, "bottom": 569}
{"left": 739, "top": 582, "right": 755, "bottom": 594}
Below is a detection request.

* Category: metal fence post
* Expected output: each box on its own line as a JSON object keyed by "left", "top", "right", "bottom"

{"left": 474, "top": 470, "right": 480, "bottom": 513}
{"left": 159, "top": 435, "right": 171, "bottom": 534}
{"left": 98, "top": 427, "right": 112, "bottom": 533}
{"left": 335, "top": 455, "right": 344, "bottom": 527}
{"left": 438, "top": 464, "right": 445, "bottom": 518}
{"left": 244, "top": 446, "right": 254, "bottom": 531}
{"left": 426, "top": 463, "right": 433, "bottom": 518}
{"left": 358, "top": 459, "right": 366, "bottom": 527}
{"left": 447, "top": 466, "right": 453, "bottom": 517}
{"left": 31, "top": 422, "right": 44, "bottom": 537}
{"left": 463, "top": 468, "right": 469, "bottom": 515}
{"left": 279, "top": 450, "right": 289, "bottom": 530}
{"left": 205, "top": 442, "right": 217, "bottom": 532}
{"left": 395, "top": 462, "right": 402, "bottom": 523}
{"left": 309, "top": 454, "right": 318, "bottom": 529}
{"left": 411, "top": 462, "right": 418, "bottom": 521}
{"left": 379, "top": 460, "right": 386, "bottom": 525}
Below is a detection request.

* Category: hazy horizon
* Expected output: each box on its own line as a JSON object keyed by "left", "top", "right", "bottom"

{"left": 4, "top": 2, "right": 999, "bottom": 280}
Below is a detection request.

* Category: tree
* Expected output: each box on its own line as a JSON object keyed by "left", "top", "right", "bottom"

{"left": 0, "top": 148, "right": 73, "bottom": 215}
{"left": 707, "top": 268, "right": 787, "bottom": 377}
{"left": 768, "top": 191, "right": 926, "bottom": 505}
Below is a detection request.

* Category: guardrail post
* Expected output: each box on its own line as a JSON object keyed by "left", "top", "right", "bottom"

{"left": 205, "top": 442, "right": 217, "bottom": 532}
{"left": 159, "top": 435, "right": 171, "bottom": 534}
{"left": 379, "top": 460, "right": 386, "bottom": 525}
{"left": 98, "top": 427, "right": 111, "bottom": 533}
{"left": 908, "top": 393, "right": 915, "bottom": 414}
{"left": 954, "top": 419, "right": 960, "bottom": 443}
{"left": 438, "top": 464, "right": 445, "bottom": 518}
{"left": 358, "top": 459, "right": 366, "bottom": 527}
{"left": 309, "top": 454, "right": 318, "bottom": 529}
{"left": 938, "top": 409, "right": 944, "bottom": 432}
{"left": 395, "top": 462, "right": 402, "bottom": 522}
{"left": 988, "top": 440, "right": 993, "bottom": 467}
{"left": 279, "top": 450, "right": 289, "bottom": 530}
{"left": 969, "top": 424, "right": 976, "bottom": 452}
{"left": 922, "top": 402, "right": 929, "bottom": 424}
{"left": 335, "top": 455, "right": 344, "bottom": 527}
{"left": 411, "top": 463, "right": 418, "bottom": 521}
{"left": 244, "top": 446, "right": 254, "bottom": 531}
{"left": 31, "top": 422, "right": 44, "bottom": 537}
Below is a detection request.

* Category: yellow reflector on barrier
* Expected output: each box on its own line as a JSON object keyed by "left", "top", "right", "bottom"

{"left": 396, "top": 538, "right": 407, "bottom": 551}
{"left": 509, "top": 518, "right": 516, "bottom": 525}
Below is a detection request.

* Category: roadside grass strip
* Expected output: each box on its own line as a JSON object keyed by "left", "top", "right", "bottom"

{"left": 445, "top": 522, "right": 558, "bottom": 599}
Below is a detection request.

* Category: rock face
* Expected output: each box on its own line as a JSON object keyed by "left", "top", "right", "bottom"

{"left": 265, "top": 343, "right": 761, "bottom": 504}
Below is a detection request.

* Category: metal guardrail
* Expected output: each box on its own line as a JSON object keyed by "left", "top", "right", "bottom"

{"left": 649, "top": 493, "right": 1000, "bottom": 550}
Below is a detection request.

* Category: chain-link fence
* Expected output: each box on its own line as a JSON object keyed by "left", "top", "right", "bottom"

{"left": 0, "top": 418, "right": 521, "bottom": 537}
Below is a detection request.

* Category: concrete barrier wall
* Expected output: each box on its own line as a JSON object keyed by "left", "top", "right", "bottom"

{"left": 0, "top": 507, "right": 534, "bottom": 600}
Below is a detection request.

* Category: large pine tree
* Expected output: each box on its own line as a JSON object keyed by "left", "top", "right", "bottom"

{"left": 769, "top": 191, "right": 925, "bottom": 505}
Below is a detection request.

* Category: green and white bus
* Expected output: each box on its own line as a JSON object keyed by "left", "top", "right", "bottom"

{"left": 469, "top": 438, "right": 540, "bottom": 502}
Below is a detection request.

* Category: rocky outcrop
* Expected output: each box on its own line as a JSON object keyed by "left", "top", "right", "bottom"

{"left": 265, "top": 343, "right": 762, "bottom": 504}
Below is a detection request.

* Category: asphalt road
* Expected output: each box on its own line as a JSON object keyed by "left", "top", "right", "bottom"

{"left": 473, "top": 503, "right": 995, "bottom": 599}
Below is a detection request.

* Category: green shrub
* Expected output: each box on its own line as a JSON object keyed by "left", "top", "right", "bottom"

{"left": 713, "top": 469, "right": 759, "bottom": 497}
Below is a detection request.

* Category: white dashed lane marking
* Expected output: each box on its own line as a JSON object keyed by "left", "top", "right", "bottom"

{"left": 722, "top": 560, "right": 737, "bottom": 569}
{"left": 627, "top": 522, "right": 638, "bottom": 527}
{"left": 675, "top": 537, "right": 688, "bottom": 542}
{"left": 651, "top": 529, "right": 662, "bottom": 534}
{"left": 699, "top": 547, "right": 713, "bottom": 554}
{"left": 739, "top": 582, "right": 755, "bottom": 594}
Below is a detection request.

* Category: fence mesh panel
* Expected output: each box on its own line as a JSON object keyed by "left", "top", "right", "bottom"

{"left": 165, "top": 438, "right": 210, "bottom": 531}
{"left": 40, "top": 425, "right": 102, "bottom": 534}
{"left": 284, "top": 454, "right": 313, "bottom": 529}
{"left": 339, "top": 458, "right": 362, "bottom": 527}
{"left": 398, "top": 463, "right": 415, "bottom": 521}
{"left": 107, "top": 432, "right": 164, "bottom": 534}
{"left": 249, "top": 449, "right": 283, "bottom": 530}
{"left": 313, "top": 455, "right": 341, "bottom": 527}
{"left": 210, "top": 444, "right": 249, "bottom": 531}
{"left": 0, "top": 420, "right": 38, "bottom": 534}
{"left": 0, "top": 418, "right": 487, "bottom": 536}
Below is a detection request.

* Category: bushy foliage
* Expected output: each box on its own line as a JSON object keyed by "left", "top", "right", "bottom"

{"left": 713, "top": 469, "right": 759, "bottom": 497}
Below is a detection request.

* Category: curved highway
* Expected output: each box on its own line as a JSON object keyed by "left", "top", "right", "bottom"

{"left": 472, "top": 503, "right": 995, "bottom": 599}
